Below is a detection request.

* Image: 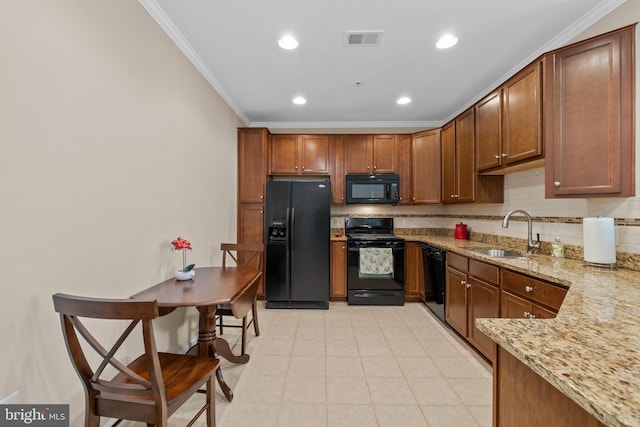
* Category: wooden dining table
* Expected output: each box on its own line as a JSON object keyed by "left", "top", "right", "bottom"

{"left": 130, "top": 266, "right": 262, "bottom": 401}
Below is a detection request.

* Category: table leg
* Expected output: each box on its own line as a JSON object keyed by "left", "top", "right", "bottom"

{"left": 190, "top": 306, "right": 250, "bottom": 401}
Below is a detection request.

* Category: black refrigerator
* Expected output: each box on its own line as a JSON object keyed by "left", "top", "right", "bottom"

{"left": 264, "top": 179, "right": 330, "bottom": 309}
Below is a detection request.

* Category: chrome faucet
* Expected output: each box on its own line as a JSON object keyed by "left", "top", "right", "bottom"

{"left": 502, "top": 209, "right": 540, "bottom": 254}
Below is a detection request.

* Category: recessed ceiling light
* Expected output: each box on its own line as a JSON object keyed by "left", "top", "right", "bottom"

{"left": 397, "top": 97, "right": 411, "bottom": 105}
{"left": 292, "top": 96, "right": 306, "bottom": 105}
{"left": 278, "top": 35, "right": 299, "bottom": 50}
{"left": 436, "top": 34, "right": 458, "bottom": 49}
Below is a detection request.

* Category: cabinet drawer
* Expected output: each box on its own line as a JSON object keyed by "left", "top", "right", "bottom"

{"left": 501, "top": 269, "right": 567, "bottom": 310}
{"left": 447, "top": 252, "right": 468, "bottom": 272}
{"left": 469, "top": 259, "right": 499, "bottom": 285}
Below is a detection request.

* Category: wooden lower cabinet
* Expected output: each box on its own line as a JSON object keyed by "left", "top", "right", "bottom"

{"left": 330, "top": 241, "right": 347, "bottom": 300}
{"left": 445, "top": 253, "right": 500, "bottom": 362}
{"left": 501, "top": 269, "right": 567, "bottom": 319}
{"left": 495, "top": 347, "right": 605, "bottom": 427}
{"left": 405, "top": 242, "right": 424, "bottom": 302}
{"left": 238, "top": 203, "right": 264, "bottom": 296}
{"left": 467, "top": 277, "right": 500, "bottom": 361}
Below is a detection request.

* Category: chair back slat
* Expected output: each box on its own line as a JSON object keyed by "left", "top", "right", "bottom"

{"left": 220, "top": 243, "right": 264, "bottom": 270}
{"left": 69, "top": 316, "right": 153, "bottom": 389}
{"left": 52, "top": 293, "right": 163, "bottom": 400}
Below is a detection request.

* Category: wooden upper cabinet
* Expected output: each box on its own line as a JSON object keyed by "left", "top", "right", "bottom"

{"left": 544, "top": 25, "right": 635, "bottom": 198}
{"left": 269, "top": 134, "right": 298, "bottom": 174}
{"left": 397, "top": 135, "right": 412, "bottom": 205}
{"left": 443, "top": 113, "right": 504, "bottom": 205}
{"left": 372, "top": 135, "right": 398, "bottom": 173}
{"left": 345, "top": 135, "right": 397, "bottom": 174}
{"left": 300, "top": 135, "right": 330, "bottom": 174}
{"left": 475, "top": 91, "right": 503, "bottom": 171}
{"left": 345, "top": 135, "right": 371, "bottom": 173}
{"left": 475, "top": 61, "right": 543, "bottom": 173}
{"left": 269, "top": 134, "right": 330, "bottom": 175}
{"left": 502, "top": 61, "right": 543, "bottom": 166}
{"left": 442, "top": 109, "right": 476, "bottom": 204}
{"left": 238, "top": 128, "right": 268, "bottom": 203}
{"left": 441, "top": 122, "right": 456, "bottom": 204}
{"left": 456, "top": 108, "right": 476, "bottom": 203}
{"left": 330, "top": 135, "right": 346, "bottom": 205}
{"left": 412, "top": 129, "right": 441, "bottom": 204}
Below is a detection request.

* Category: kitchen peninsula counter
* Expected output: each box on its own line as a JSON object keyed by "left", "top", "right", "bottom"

{"left": 399, "top": 234, "right": 639, "bottom": 427}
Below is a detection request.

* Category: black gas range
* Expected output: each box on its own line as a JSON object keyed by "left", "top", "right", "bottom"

{"left": 344, "top": 218, "right": 405, "bottom": 305}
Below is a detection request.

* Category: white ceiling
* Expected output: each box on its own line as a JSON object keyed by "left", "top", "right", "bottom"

{"left": 140, "top": 0, "right": 624, "bottom": 133}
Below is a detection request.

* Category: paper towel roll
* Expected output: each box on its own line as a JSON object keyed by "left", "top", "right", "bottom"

{"left": 583, "top": 217, "right": 616, "bottom": 265}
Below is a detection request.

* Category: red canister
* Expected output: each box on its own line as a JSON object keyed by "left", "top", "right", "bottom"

{"left": 454, "top": 222, "right": 469, "bottom": 240}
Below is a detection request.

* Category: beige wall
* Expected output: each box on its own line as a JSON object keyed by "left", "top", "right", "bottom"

{"left": 0, "top": 0, "right": 243, "bottom": 422}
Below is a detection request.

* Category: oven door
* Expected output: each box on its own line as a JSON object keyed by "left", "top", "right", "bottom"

{"left": 347, "top": 240, "right": 405, "bottom": 305}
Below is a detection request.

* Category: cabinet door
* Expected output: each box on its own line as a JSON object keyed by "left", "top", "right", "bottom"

{"left": 238, "top": 128, "right": 268, "bottom": 203}
{"left": 441, "top": 122, "right": 456, "bottom": 204}
{"left": 405, "top": 242, "right": 423, "bottom": 301}
{"left": 330, "top": 135, "right": 345, "bottom": 204}
{"left": 300, "top": 135, "right": 330, "bottom": 174}
{"left": 345, "top": 135, "right": 372, "bottom": 173}
{"left": 531, "top": 303, "right": 557, "bottom": 319}
{"left": 544, "top": 26, "right": 634, "bottom": 197}
{"left": 501, "top": 291, "right": 532, "bottom": 319}
{"left": 475, "top": 91, "right": 502, "bottom": 171}
{"left": 330, "top": 241, "right": 347, "bottom": 299}
{"left": 238, "top": 204, "right": 265, "bottom": 296}
{"left": 445, "top": 267, "right": 468, "bottom": 335}
{"left": 412, "top": 129, "right": 441, "bottom": 204}
{"left": 397, "top": 135, "right": 412, "bottom": 205}
{"left": 468, "top": 278, "right": 500, "bottom": 361}
{"left": 502, "top": 61, "right": 542, "bottom": 165}
{"left": 455, "top": 108, "right": 476, "bottom": 203}
{"left": 372, "top": 135, "right": 397, "bottom": 173}
{"left": 269, "top": 134, "right": 299, "bottom": 174}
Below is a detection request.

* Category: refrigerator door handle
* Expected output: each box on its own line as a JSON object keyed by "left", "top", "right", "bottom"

{"left": 290, "top": 208, "right": 295, "bottom": 246}
{"left": 285, "top": 207, "right": 291, "bottom": 294}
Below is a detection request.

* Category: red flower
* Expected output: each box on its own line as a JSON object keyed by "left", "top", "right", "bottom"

{"left": 172, "top": 237, "right": 192, "bottom": 251}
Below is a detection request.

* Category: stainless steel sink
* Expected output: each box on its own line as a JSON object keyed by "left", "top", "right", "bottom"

{"left": 469, "top": 248, "right": 527, "bottom": 259}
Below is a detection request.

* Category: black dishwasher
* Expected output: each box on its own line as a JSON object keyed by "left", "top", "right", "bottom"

{"left": 421, "top": 244, "right": 447, "bottom": 325}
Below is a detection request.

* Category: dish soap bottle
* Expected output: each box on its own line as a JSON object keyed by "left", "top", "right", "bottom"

{"left": 551, "top": 235, "right": 565, "bottom": 258}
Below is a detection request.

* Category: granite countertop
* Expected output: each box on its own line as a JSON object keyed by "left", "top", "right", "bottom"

{"left": 399, "top": 234, "right": 640, "bottom": 427}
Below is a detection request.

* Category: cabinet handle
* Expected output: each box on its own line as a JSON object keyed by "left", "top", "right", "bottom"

{"left": 341, "top": 246, "right": 345, "bottom": 250}
{"left": 530, "top": 313, "right": 536, "bottom": 319}
{"left": 524, "top": 311, "right": 530, "bottom": 318}
{"left": 260, "top": 195, "right": 263, "bottom": 199}
{"left": 341, "top": 196, "right": 344, "bottom": 201}
{"left": 260, "top": 210, "right": 264, "bottom": 214}
{"left": 495, "top": 154, "right": 501, "bottom": 160}
{"left": 554, "top": 181, "right": 561, "bottom": 187}
{"left": 502, "top": 153, "right": 507, "bottom": 158}
{"left": 525, "top": 286, "right": 534, "bottom": 293}
{"left": 466, "top": 282, "right": 471, "bottom": 289}
{"left": 295, "top": 165, "right": 298, "bottom": 170}
{"left": 302, "top": 166, "right": 305, "bottom": 171}
{"left": 460, "top": 280, "right": 466, "bottom": 286}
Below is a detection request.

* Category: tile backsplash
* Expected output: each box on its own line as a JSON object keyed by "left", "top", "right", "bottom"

{"left": 332, "top": 166, "right": 640, "bottom": 268}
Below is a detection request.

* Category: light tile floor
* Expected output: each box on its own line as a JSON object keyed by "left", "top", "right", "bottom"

{"left": 134, "top": 302, "right": 493, "bottom": 427}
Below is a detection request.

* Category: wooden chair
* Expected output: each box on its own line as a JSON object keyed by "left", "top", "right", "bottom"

{"left": 216, "top": 243, "right": 263, "bottom": 355}
{"left": 52, "top": 293, "right": 219, "bottom": 427}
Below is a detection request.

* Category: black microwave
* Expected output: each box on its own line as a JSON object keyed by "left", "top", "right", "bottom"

{"left": 345, "top": 174, "right": 400, "bottom": 204}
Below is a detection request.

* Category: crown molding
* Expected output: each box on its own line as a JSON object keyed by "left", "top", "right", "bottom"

{"left": 137, "top": 0, "right": 251, "bottom": 125}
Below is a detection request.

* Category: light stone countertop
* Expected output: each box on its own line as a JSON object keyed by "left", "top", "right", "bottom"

{"left": 399, "top": 234, "right": 640, "bottom": 427}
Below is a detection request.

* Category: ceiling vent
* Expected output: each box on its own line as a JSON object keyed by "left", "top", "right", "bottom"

{"left": 345, "top": 31, "right": 383, "bottom": 47}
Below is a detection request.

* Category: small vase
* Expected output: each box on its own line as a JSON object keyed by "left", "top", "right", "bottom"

{"left": 176, "top": 270, "right": 195, "bottom": 281}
